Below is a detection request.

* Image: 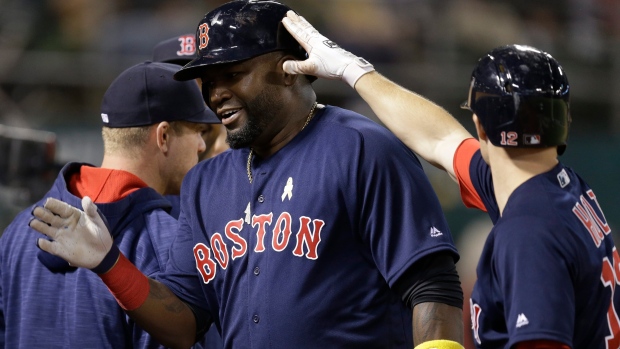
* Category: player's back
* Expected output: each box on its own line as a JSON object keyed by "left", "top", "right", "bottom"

{"left": 545, "top": 165, "right": 619, "bottom": 348}
{"left": 472, "top": 162, "right": 618, "bottom": 348}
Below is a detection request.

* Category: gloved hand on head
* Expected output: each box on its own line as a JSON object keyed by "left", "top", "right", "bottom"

{"left": 282, "top": 11, "right": 375, "bottom": 88}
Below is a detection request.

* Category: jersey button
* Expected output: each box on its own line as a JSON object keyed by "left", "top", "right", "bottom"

{"left": 253, "top": 267, "right": 260, "bottom": 275}
{"left": 258, "top": 195, "right": 265, "bottom": 203}
{"left": 253, "top": 314, "right": 260, "bottom": 323}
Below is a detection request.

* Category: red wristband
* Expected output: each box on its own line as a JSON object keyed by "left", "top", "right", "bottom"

{"left": 99, "top": 252, "right": 150, "bottom": 311}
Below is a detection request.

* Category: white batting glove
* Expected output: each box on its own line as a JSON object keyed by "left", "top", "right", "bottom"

{"left": 30, "top": 196, "right": 117, "bottom": 271}
{"left": 282, "top": 11, "right": 375, "bottom": 88}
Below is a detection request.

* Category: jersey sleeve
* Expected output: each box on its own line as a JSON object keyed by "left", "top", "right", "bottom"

{"left": 494, "top": 217, "right": 576, "bottom": 346}
{"left": 155, "top": 170, "right": 217, "bottom": 321}
{"left": 453, "top": 138, "right": 500, "bottom": 223}
{"left": 454, "top": 138, "right": 484, "bottom": 210}
{"left": 357, "top": 130, "right": 459, "bottom": 287}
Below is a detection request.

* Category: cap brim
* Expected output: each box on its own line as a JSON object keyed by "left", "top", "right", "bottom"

{"left": 173, "top": 54, "right": 244, "bottom": 81}
{"left": 184, "top": 107, "right": 221, "bottom": 124}
{"left": 173, "top": 57, "right": 210, "bottom": 81}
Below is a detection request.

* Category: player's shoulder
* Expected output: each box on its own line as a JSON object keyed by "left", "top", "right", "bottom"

{"left": 316, "top": 105, "right": 411, "bottom": 149}
{"left": 317, "top": 105, "right": 390, "bottom": 134}
{"left": 496, "top": 164, "right": 591, "bottom": 245}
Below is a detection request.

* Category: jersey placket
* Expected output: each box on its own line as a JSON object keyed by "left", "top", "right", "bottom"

{"left": 246, "top": 158, "right": 272, "bottom": 347}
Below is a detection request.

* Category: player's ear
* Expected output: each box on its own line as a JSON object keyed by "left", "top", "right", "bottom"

{"left": 155, "top": 121, "right": 171, "bottom": 154}
{"left": 472, "top": 114, "right": 488, "bottom": 142}
{"left": 279, "top": 54, "right": 298, "bottom": 87}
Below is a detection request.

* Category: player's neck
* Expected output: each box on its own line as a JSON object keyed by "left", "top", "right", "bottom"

{"left": 488, "top": 146, "right": 559, "bottom": 215}
{"left": 101, "top": 153, "right": 165, "bottom": 194}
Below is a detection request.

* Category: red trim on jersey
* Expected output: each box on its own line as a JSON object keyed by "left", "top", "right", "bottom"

{"left": 514, "top": 340, "right": 570, "bottom": 349}
{"left": 99, "top": 252, "right": 150, "bottom": 311}
{"left": 453, "top": 138, "right": 486, "bottom": 211}
{"left": 68, "top": 166, "right": 148, "bottom": 203}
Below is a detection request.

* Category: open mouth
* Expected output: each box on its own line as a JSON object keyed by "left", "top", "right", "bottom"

{"left": 218, "top": 108, "right": 242, "bottom": 126}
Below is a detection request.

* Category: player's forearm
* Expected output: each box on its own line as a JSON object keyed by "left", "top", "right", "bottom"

{"left": 355, "top": 72, "right": 472, "bottom": 176}
{"left": 412, "top": 302, "right": 464, "bottom": 346}
{"left": 127, "top": 279, "right": 198, "bottom": 349}
{"left": 98, "top": 251, "right": 197, "bottom": 348}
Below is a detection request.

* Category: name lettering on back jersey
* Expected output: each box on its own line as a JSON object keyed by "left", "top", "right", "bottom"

{"left": 572, "top": 189, "right": 620, "bottom": 346}
{"left": 572, "top": 189, "right": 611, "bottom": 247}
{"left": 193, "top": 211, "right": 326, "bottom": 284}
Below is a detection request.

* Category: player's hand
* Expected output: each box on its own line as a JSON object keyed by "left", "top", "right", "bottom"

{"left": 282, "top": 10, "right": 375, "bottom": 88}
{"left": 29, "top": 196, "right": 114, "bottom": 270}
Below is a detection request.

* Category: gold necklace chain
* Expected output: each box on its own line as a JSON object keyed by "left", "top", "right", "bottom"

{"left": 246, "top": 102, "right": 318, "bottom": 184}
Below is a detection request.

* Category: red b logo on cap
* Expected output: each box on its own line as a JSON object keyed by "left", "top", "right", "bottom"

{"left": 198, "top": 23, "right": 209, "bottom": 50}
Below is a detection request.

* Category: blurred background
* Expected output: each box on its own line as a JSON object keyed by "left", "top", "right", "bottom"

{"left": 1, "top": 0, "right": 619, "bottom": 346}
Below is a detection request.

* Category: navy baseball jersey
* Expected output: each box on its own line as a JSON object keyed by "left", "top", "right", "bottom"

{"left": 157, "top": 105, "right": 459, "bottom": 348}
{"left": 454, "top": 139, "right": 620, "bottom": 348}
{"left": 0, "top": 163, "right": 177, "bottom": 348}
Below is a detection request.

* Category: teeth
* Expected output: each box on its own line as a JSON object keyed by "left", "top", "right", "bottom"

{"left": 221, "top": 110, "right": 239, "bottom": 118}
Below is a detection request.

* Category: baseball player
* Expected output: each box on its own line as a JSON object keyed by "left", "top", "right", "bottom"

{"left": 280, "top": 11, "right": 620, "bottom": 349}
{"left": 0, "top": 62, "right": 217, "bottom": 348}
{"left": 153, "top": 34, "right": 229, "bottom": 163}
{"left": 28, "top": 1, "right": 465, "bottom": 348}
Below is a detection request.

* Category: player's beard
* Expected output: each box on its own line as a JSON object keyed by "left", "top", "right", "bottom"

{"left": 226, "top": 86, "right": 282, "bottom": 149}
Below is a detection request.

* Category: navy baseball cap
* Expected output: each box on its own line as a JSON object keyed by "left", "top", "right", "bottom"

{"left": 152, "top": 34, "right": 196, "bottom": 66}
{"left": 101, "top": 61, "right": 220, "bottom": 127}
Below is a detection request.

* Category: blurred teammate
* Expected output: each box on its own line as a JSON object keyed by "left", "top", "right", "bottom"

{"left": 29, "top": 1, "right": 465, "bottom": 348}
{"left": 281, "top": 12, "right": 619, "bottom": 349}
{"left": 0, "top": 61, "right": 217, "bottom": 348}
{"left": 153, "top": 34, "right": 228, "bottom": 162}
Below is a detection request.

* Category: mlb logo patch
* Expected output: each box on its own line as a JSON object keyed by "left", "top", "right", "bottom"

{"left": 524, "top": 134, "right": 541, "bottom": 145}
{"left": 557, "top": 169, "right": 570, "bottom": 188}
{"left": 101, "top": 113, "right": 109, "bottom": 123}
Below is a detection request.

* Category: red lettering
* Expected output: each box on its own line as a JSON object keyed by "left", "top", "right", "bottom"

{"left": 293, "top": 216, "right": 325, "bottom": 260}
{"left": 252, "top": 213, "right": 273, "bottom": 253}
{"left": 272, "top": 213, "right": 292, "bottom": 252}
{"left": 193, "top": 243, "right": 217, "bottom": 284}
{"left": 210, "top": 233, "right": 229, "bottom": 269}
{"left": 601, "top": 248, "right": 620, "bottom": 348}
{"left": 586, "top": 190, "right": 611, "bottom": 235}
{"left": 573, "top": 202, "right": 604, "bottom": 247}
{"left": 470, "top": 299, "right": 482, "bottom": 345}
{"left": 225, "top": 219, "right": 247, "bottom": 260}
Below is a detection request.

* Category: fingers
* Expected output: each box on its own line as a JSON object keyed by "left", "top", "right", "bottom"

{"left": 82, "top": 196, "right": 98, "bottom": 219}
{"left": 29, "top": 216, "right": 59, "bottom": 239}
{"left": 36, "top": 238, "right": 55, "bottom": 254}
{"left": 31, "top": 206, "right": 65, "bottom": 229}
{"left": 44, "top": 197, "right": 80, "bottom": 219}
{"left": 283, "top": 60, "right": 318, "bottom": 75}
{"left": 283, "top": 11, "right": 315, "bottom": 48}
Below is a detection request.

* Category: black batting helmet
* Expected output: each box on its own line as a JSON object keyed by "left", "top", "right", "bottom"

{"left": 174, "top": 0, "right": 307, "bottom": 81}
{"left": 461, "top": 45, "right": 571, "bottom": 154}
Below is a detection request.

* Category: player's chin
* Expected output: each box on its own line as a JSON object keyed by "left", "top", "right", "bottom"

{"left": 226, "top": 130, "right": 254, "bottom": 149}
